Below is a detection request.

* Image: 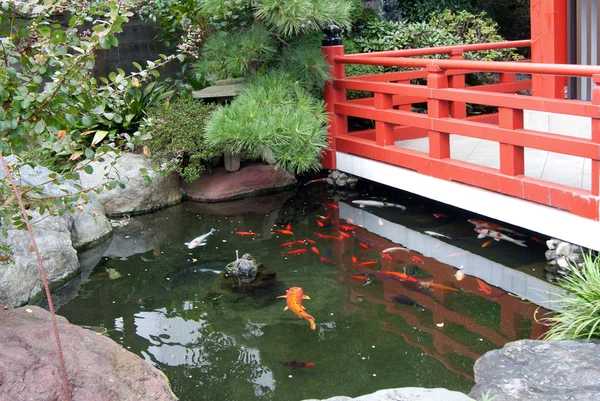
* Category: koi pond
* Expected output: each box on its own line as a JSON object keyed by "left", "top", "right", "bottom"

{"left": 55, "top": 180, "right": 557, "bottom": 401}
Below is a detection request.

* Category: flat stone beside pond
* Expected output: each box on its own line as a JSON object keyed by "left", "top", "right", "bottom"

{"left": 182, "top": 163, "right": 297, "bottom": 202}
{"left": 470, "top": 339, "right": 600, "bottom": 401}
{"left": 0, "top": 305, "right": 177, "bottom": 401}
{"left": 303, "top": 387, "right": 473, "bottom": 401}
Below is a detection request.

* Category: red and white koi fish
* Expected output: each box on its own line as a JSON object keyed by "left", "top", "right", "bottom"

{"left": 475, "top": 228, "right": 527, "bottom": 247}
{"left": 185, "top": 228, "right": 216, "bottom": 249}
{"left": 277, "top": 287, "right": 316, "bottom": 330}
{"left": 468, "top": 219, "right": 525, "bottom": 237}
{"left": 433, "top": 213, "right": 449, "bottom": 218}
{"left": 424, "top": 231, "right": 452, "bottom": 240}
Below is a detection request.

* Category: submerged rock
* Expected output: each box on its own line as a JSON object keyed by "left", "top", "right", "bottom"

{"left": 470, "top": 339, "right": 600, "bottom": 401}
{"left": 182, "top": 163, "right": 297, "bottom": 203}
{"left": 302, "top": 387, "right": 472, "bottom": 401}
{"left": 220, "top": 264, "right": 277, "bottom": 293}
{"left": 544, "top": 238, "right": 585, "bottom": 279}
{"left": 0, "top": 305, "right": 177, "bottom": 401}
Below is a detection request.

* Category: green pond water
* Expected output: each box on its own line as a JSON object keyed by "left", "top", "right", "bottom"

{"left": 56, "top": 181, "right": 553, "bottom": 401}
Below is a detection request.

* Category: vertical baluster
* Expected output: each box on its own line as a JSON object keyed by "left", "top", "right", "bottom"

{"left": 427, "top": 65, "right": 450, "bottom": 159}
{"left": 448, "top": 49, "right": 466, "bottom": 119}
{"left": 591, "top": 74, "right": 600, "bottom": 196}
{"left": 397, "top": 80, "right": 412, "bottom": 112}
{"left": 322, "top": 26, "right": 347, "bottom": 170}
{"left": 374, "top": 93, "right": 395, "bottom": 146}
{"left": 499, "top": 108, "right": 525, "bottom": 176}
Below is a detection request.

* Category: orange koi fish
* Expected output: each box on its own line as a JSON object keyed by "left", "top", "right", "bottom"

{"left": 305, "top": 239, "right": 316, "bottom": 245}
{"left": 279, "top": 241, "right": 297, "bottom": 247}
{"left": 348, "top": 275, "right": 370, "bottom": 281}
{"left": 358, "top": 242, "right": 369, "bottom": 249}
{"left": 314, "top": 232, "right": 339, "bottom": 240}
{"left": 380, "top": 253, "right": 393, "bottom": 261}
{"left": 325, "top": 203, "right": 339, "bottom": 209}
{"left": 346, "top": 217, "right": 355, "bottom": 224}
{"left": 481, "top": 239, "right": 494, "bottom": 248}
{"left": 317, "top": 220, "right": 324, "bottom": 227}
{"left": 412, "top": 256, "right": 424, "bottom": 264}
{"left": 319, "top": 256, "right": 334, "bottom": 264}
{"left": 277, "top": 287, "right": 316, "bottom": 330}
{"left": 476, "top": 278, "right": 492, "bottom": 295}
{"left": 356, "top": 261, "right": 378, "bottom": 266}
{"left": 352, "top": 256, "right": 357, "bottom": 264}
{"left": 311, "top": 246, "right": 319, "bottom": 255}
{"left": 381, "top": 271, "right": 418, "bottom": 283}
{"left": 339, "top": 231, "right": 350, "bottom": 239}
{"left": 286, "top": 223, "right": 292, "bottom": 231}
{"left": 283, "top": 249, "right": 308, "bottom": 256}
{"left": 339, "top": 224, "right": 357, "bottom": 231}
{"left": 277, "top": 230, "right": 294, "bottom": 235}
{"left": 419, "top": 281, "right": 461, "bottom": 293}
{"left": 530, "top": 236, "right": 544, "bottom": 244}
{"left": 236, "top": 232, "right": 260, "bottom": 236}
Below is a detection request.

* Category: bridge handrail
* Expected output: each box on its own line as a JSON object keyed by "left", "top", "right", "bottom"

{"left": 341, "top": 39, "right": 532, "bottom": 59}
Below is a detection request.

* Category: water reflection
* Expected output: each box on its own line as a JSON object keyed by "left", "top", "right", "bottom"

{"left": 56, "top": 184, "right": 557, "bottom": 400}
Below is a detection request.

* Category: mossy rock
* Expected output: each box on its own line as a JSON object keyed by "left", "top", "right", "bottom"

{"left": 219, "top": 265, "right": 277, "bottom": 293}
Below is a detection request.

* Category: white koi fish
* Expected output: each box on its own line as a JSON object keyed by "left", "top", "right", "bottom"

{"left": 424, "top": 231, "right": 452, "bottom": 240}
{"left": 475, "top": 227, "right": 527, "bottom": 247}
{"left": 185, "top": 228, "right": 216, "bottom": 249}
{"left": 468, "top": 219, "right": 526, "bottom": 237}
{"left": 382, "top": 246, "right": 410, "bottom": 253}
{"left": 352, "top": 200, "right": 406, "bottom": 211}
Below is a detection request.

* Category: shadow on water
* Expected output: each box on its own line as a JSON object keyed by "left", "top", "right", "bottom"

{"left": 55, "top": 180, "right": 556, "bottom": 401}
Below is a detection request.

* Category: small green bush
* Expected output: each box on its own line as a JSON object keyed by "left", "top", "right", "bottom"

{"left": 396, "top": 0, "right": 475, "bottom": 23}
{"left": 139, "top": 96, "right": 218, "bottom": 182}
{"left": 276, "top": 41, "right": 332, "bottom": 96}
{"left": 543, "top": 252, "right": 600, "bottom": 341}
{"left": 204, "top": 73, "right": 328, "bottom": 175}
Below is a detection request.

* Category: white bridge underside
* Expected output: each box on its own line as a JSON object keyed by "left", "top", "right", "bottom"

{"left": 336, "top": 152, "right": 600, "bottom": 251}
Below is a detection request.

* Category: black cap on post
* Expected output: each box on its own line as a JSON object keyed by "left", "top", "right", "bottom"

{"left": 322, "top": 25, "right": 342, "bottom": 46}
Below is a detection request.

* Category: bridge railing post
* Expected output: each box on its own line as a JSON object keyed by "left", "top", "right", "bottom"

{"left": 322, "top": 25, "right": 347, "bottom": 170}
{"left": 427, "top": 65, "right": 450, "bottom": 159}
{"left": 374, "top": 93, "right": 395, "bottom": 146}
{"left": 591, "top": 74, "right": 600, "bottom": 196}
{"left": 448, "top": 48, "right": 466, "bottom": 119}
{"left": 498, "top": 107, "right": 525, "bottom": 176}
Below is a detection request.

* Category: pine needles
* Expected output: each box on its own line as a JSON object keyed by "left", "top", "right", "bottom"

{"left": 543, "top": 252, "right": 600, "bottom": 341}
{"left": 204, "top": 72, "right": 328, "bottom": 175}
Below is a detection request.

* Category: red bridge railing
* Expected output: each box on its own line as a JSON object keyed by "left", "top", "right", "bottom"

{"left": 322, "top": 39, "right": 600, "bottom": 220}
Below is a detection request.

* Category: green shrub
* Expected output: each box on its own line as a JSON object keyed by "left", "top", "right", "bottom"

{"left": 396, "top": 0, "right": 475, "bottom": 23}
{"left": 543, "top": 252, "right": 600, "bottom": 341}
{"left": 204, "top": 73, "right": 328, "bottom": 175}
{"left": 428, "top": 10, "right": 523, "bottom": 62}
{"left": 139, "top": 96, "right": 218, "bottom": 182}
{"left": 193, "top": 26, "right": 277, "bottom": 82}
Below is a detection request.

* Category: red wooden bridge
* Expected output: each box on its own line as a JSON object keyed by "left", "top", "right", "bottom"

{"left": 321, "top": 38, "right": 600, "bottom": 251}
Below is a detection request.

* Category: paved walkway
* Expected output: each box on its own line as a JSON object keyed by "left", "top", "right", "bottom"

{"left": 395, "top": 136, "right": 591, "bottom": 190}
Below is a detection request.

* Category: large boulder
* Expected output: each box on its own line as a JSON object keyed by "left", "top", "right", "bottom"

{"left": 470, "top": 339, "right": 600, "bottom": 401}
{"left": 0, "top": 158, "right": 112, "bottom": 307}
{"left": 303, "top": 388, "right": 472, "bottom": 401}
{"left": 78, "top": 152, "right": 182, "bottom": 216}
{"left": 0, "top": 305, "right": 177, "bottom": 401}
{"left": 182, "top": 163, "right": 297, "bottom": 202}
{"left": 0, "top": 210, "right": 79, "bottom": 307}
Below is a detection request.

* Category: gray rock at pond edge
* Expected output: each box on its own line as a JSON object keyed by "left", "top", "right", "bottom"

{"left": 470, "top": 339, "right": 600, "bottom": 401}
{"left": 303, "top": 387, "right": 473, "bottom": 401}
{"left": 0, "top": 209, "right": 79, "bottom": 307}
{"left": 0, "top": 158, "right": 112, "bottom": 307}
{"left": 0, "top": 305, "right": 177, "bottom": 401}
{"left": 78, "top": 152, "right": 181, "bottom": 216}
